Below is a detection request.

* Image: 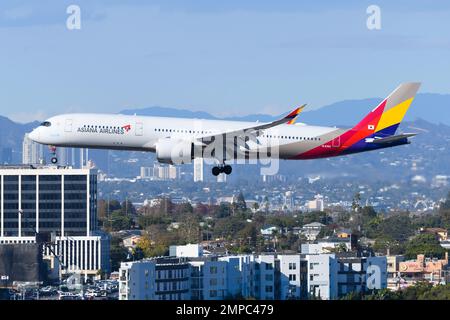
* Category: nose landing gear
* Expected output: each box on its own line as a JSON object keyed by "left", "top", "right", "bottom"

{"left": 212, "top": 164, "right": 232, "bottom": 176}
{"left": 49, "top": 146, "right": 58, "bottom": 164}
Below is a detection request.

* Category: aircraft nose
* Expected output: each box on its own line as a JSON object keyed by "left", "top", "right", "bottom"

{"left": 28, "top": 129, "right": 40, "bottom": 142}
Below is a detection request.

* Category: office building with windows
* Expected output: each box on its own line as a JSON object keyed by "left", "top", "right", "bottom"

{"left": 0, "top": 165, "right": 110, "bottom": 276}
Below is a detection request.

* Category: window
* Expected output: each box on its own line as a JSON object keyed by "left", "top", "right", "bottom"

{"left": 289, "top": 263, "right": 297, "bottom": 270}
{"left": 210, "top": 266, "right": 218, "bottom": 274}
{"left": 210, "top": 290, "right": 218, "bottom": 297}
{"left": 265, "top": 274, "right": 273, "bottom": 281}
{"left": 289, "top": 274, "right": 296, "bottom": 281}
{"left": 265, "top": 286, "right": 273, "bottom": 293}
{"left": 210, "top": 278, "right": 218, "bottom": 286}
{"left": 40, "top": 121, "right": 51, "bottom": 127}
{"left": 310, "top": 262, "right": 319, "bottom": 270}
{"left": 265, "top": 263, "right": 273, "bottom": 270}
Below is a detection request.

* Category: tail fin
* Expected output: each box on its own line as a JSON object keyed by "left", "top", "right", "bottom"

{"left": 353, "top": 82, "right": 421, "bottom": 136}
{"left": 373, "top": 82, "right": 421, "bottom": 136}
{"left": 341, "top": 82, "right": 421, "bottom": 149}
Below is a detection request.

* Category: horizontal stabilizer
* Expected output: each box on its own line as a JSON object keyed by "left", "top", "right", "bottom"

{"left": 371, "top": 133, "right": 417, "bottom": 144}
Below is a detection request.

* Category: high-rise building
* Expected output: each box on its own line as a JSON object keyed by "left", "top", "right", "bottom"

{"left": 307, "top": 194, "right": 324, "bottom": 212}
{"left": 22, "top": 133, "right": 43, "bottom": 165}
{"left": 140, "top": 164, "right": 179, "bottom": 180}
{"left": 0, "top": 165, "right": 110, "bottom": 276}
{"left": 284, "top": 191, "right": 294, "bottom": 211}
{"left": 57, "top": 147, "right": 68, "bottom": 166}
{"left": 193, "top": 158, "right": 203, "bottom": 182}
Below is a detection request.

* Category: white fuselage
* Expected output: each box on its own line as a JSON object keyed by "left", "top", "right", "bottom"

{"left": 29, "top": 113, "right": 343, "bottom": 160}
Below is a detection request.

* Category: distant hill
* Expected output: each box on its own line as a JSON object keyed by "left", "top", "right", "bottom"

{"left": 0, "top": 116, "right": 38, "bottom": 148}
{"left": 120, "top": 93, "right": 450, "bottom": 126}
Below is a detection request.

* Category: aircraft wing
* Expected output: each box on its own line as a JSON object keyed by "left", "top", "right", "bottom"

{"left": 371, "top": 133, "right": 417, "bottom": 144}
{"left": 195, "top": 105, "right": 306, "bottom": 147}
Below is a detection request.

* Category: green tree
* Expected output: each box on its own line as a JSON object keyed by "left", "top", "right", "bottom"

{"left": 109, "top": 236, "right": 128, "bottom": 271}
{"left": 379, "top": 213, "right": 414, "bottom": 242}
{"left": 233, "top": 192, "right": 247, "bottom": 213}
{"left": 121, "top": 199, "right": 136, "bottom": 216}
{"left": 352, "top": 192, "right": 362, "bottom": 213}
{"left": 109, "top": 210, "right": 133, "bottom": 231}
{"left": 216, "top": 203, "right": 232, "bottom": 218}
{"left": 179, "top": 214, "right": 201, "bottom": 243}
{"left": 439, "top": 191, "right": 450, "bottom": 228}
{"left": 404, "top": 233, "right": 447, "bottom": 259}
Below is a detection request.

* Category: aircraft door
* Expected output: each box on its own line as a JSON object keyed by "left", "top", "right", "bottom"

{"left": 135, "top": 121, "right": 143, "bottom": 136}
{"left": 65, "top": 119, "right": 73, "bottom": 132}
{"left": 332, "top": 136, "right": 341, "bottom": 148}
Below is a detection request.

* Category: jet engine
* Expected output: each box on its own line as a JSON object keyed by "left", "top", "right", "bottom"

{"left": 155, "top": 138, "right": 194, "bottom": 164}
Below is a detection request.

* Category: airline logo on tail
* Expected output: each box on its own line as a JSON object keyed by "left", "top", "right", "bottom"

{"left": 296, "top": 82, "right": 421, "bottom": 159}
{"left": 286, "top": 104, "right": 307, "bottom": 125}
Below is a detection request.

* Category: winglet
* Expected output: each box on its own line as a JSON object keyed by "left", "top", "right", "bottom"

{"left": 286, "top": 104, "right": 306, "bottom": 124}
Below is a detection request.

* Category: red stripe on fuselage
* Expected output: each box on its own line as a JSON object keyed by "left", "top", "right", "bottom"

{"left": 293, "top": 99, "right": 387, "bottom": 159}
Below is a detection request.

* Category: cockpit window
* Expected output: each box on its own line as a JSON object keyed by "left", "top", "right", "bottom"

{"left": 40, "top": 121, "right": 51, "bottom": 127}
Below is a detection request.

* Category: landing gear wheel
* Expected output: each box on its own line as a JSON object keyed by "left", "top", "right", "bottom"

{"left": 223, "top": 165, "right": 232, "bottom": 175}
{"left": 212, "top": 167, "right": 221, "bottom": 176}
{"left": 49, "top": 146, "right": 58, "bottom": 165}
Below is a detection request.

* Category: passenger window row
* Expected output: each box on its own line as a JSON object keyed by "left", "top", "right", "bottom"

{"left": 154, "top": 128, "right": 213, "bottom": 134}
{"left": 153, "top": 128, "right": 321, "bottom": 141}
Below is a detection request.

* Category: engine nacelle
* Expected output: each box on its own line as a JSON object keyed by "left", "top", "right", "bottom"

{"left": 156, "top": 138, "right": 194, "bottom": 165}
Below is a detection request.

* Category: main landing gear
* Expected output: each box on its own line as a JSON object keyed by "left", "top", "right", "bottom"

{"left": 49, "top": 146, "right": 58, "bottom": 164}
{"left": 212, "top": 164, "right": 232, "bottom": 176}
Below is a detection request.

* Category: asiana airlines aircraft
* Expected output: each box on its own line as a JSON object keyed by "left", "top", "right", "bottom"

{"left": 29, "top": 82, "right": 420, "bottom": 176}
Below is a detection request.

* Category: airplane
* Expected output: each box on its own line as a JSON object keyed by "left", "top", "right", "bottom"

{"left": 28, "top": 82, "right": 421, "bottom": 176}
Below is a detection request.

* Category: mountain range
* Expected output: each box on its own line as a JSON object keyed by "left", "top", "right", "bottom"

{"left": 120, "top": 93, "right": 450, "bottom": 127}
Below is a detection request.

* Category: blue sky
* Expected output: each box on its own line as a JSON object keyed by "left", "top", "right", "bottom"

{"left": 1, "top": 0, "right": 450, "bottom": 122}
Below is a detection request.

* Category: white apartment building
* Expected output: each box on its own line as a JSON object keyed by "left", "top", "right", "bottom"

{"left": 336, "top": 255, "right": 387, "bottom": 296}
{"left": 304, "top": 253, "right": 338, "bottom": 300}
{"left": 303, "top": 253, "right": 388, "bottom": 300}
{"left": 255, "top": 255, "right": 277, "bottom": 300}
{"left": 301, "top": 238, "right": 352, "bottom": 254}
{"left": 278, "top": 254, "right": 303, "bottom": 299}
{"left": 118, "top": 246, "right": 387, "bottom": 300}
{"left": 190, "top": 259, "right": 228, "bottom": 300}
{"left": 119, "top": 257, "right": 191, "bottom": 300}
{"left": 218, "top": 255, "right": 254, "bottom": 299}
{"left": 169, "top": 243, "right": 203, "bottom": 258}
